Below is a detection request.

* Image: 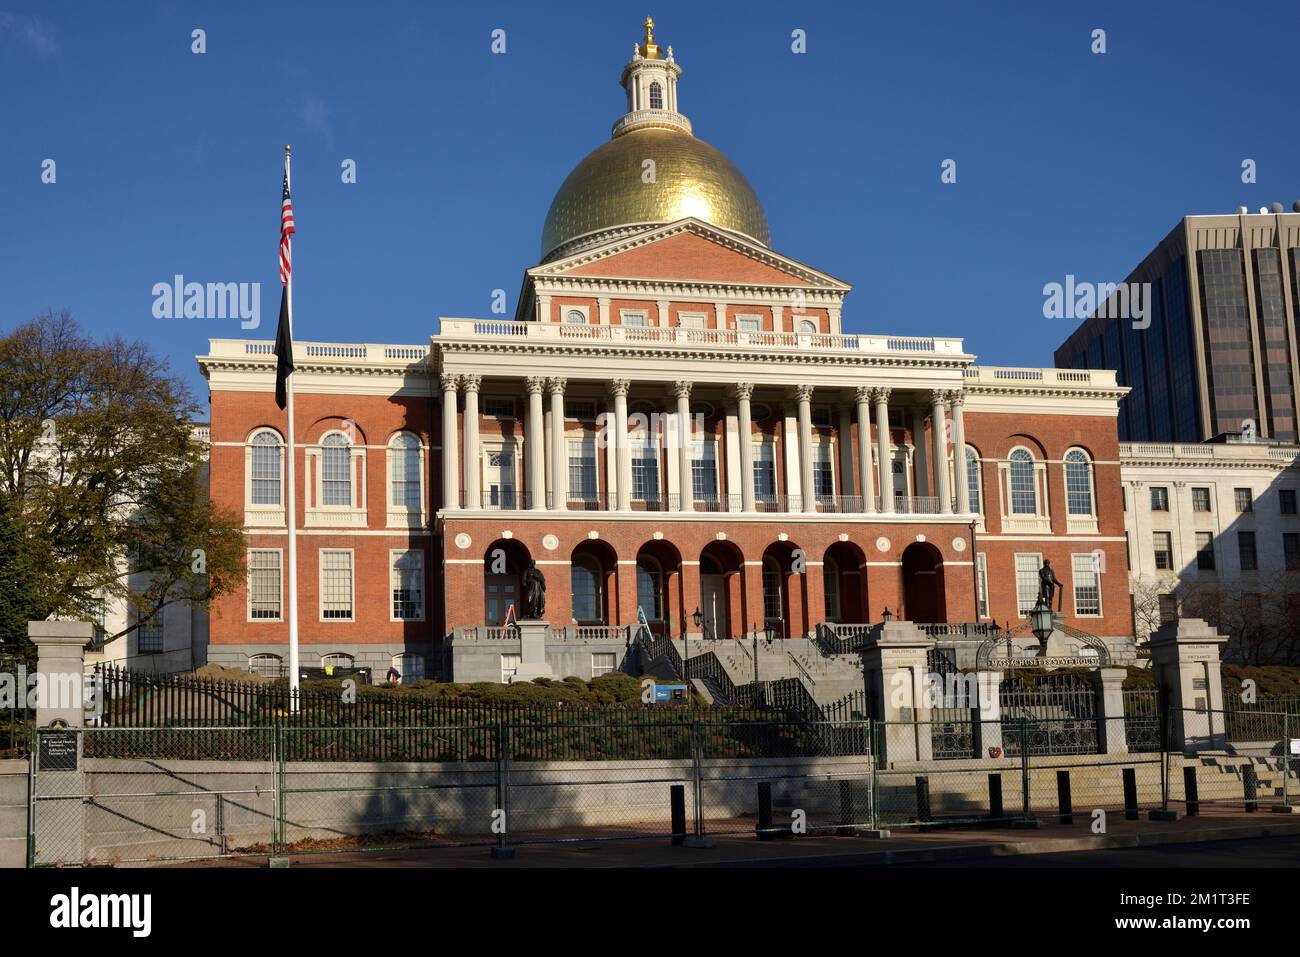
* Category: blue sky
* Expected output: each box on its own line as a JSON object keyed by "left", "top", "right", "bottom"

{"left": 2, "top": 0, "right": 1297, "bottom": 404}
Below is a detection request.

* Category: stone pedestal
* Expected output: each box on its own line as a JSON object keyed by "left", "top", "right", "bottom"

{"left": 1090, "top": 667, "right": 1129, "bottom": 755}
{"left": 29, "top": 620, "right": 93, "bottom": 866}
{"left": 1149, "top": 618, "right": 1228, "bottom": 752}
{"left": 862, "top": 620, "right": 935, "bottom": 764}
{"left": 511, "top": 620, "right": 554, "bottom": 682}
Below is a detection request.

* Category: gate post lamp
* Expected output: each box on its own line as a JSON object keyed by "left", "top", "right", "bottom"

{"left": 881, "top": 607, "right": 893, "bottom": 626}
{"left": 1028, "top": 598, "right": 1054, "bottom": 657}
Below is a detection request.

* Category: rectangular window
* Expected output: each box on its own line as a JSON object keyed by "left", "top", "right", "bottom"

{"left": 565, "top": 399, "right": 597, "bottom": 421}
{"left": 631, "top": 436, "right": 660, "bottom": 502}
{"left": 975, "top": 553, "right": 989, "bottom": 618}
{"left": 391, "top": 550, "right": 424, "bottom": 620}
{"left": 1158, "top": 594, "right": 1178, "bottom": 623}
{"left": 249, "top": 550, "right": 282, "bottom": 620}
{"left": 137, "top": 617, "right": 164, "bottom": 654}
{"left": 1195, "top": 532, "right": 1215, "bottom": 571}
{"left": 677, "top": 313, "right": 706, "bottom": 330}
{"left": 1237, "top": 531, "right": 1257, "bottom": 571}
{"left": 320, "top": 550, "right": 354, "bottom": 620}
{"left": 591, "top": 653, "right": 616, "bottom": 677}
{"left": 567, "top": 436, "right": 598, "bottom": 501}
{"left": 737, "top": 317, "right": 761, "bottom": 333}
{"left": 1281, "top": 489, "right": 1297, "bottom": 515}
{"left": 390, "top": 442, "right": 421, "bottom": 508}
{"left": 486, "top": 449, "right": 517, "bottom": 508}
{"left": 251, "top": 438, "right": 282, "bottom": 506}
{"left": 1153, "top": 531, "right": 1173, "bottom": 571}
{"left": 1235, "top": 488, "right": 1253, "bottom": 512}
{"left": 1192, "top": 487, "right": 1212, "bottom": 512}
{"left": 753, "top": 441, "right": 776, "bottom": 500}
{"left": 1071, "top": 553, "right": 1102, "bottom": 616}
{"left": 812, "top": 440, "right": 834, "bottom": 499}
{"left": 482, "top": 397, "right": 516, "bottom": 419}
{"left": 811, "top": 406, "right": 833, "bottom": 428}
{"left": 691, "top": 441, "right": 718, "bottom": 501}
{"left": 1284, "top": 533, "right": 1300, "bottom": 571}
{"left": 621, "top": 311, "right": 647, "bottom": 327}
{"left": 1150, "top": 487, "right": 1169, "bottom": 511}
{"left": 1014, "top": 553, "right": 1042, "bottom": 615}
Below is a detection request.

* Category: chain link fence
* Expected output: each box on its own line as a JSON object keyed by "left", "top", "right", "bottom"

{"left": 1164, "top": 709, "right": 1297, "bottom": 813}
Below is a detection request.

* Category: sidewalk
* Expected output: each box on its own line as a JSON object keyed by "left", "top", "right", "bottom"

{"left": 175, "top": 808, "right": 1300, "bottom": 868}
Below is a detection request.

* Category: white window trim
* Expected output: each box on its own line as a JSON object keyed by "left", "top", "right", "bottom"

{"left": 389, "top": 548, "right": 426, "bottom": 622}
{"left": 244, "top": 428, "right": 286, "bottom": 527}
{"left": 1013, "top": 551, "right": 1044, "bottom": 617}
{"left": 619, "top": 308, "right": 649, "bottom": 326}
{"left": 1063, "top": 447, "right": 1099, "bottom": 535}
{"left": 482, "top": 395, "right": 518, "bottom": 419}
{"left": 562, "top": 305, "right": 590, "bottom": 324}
{"left": 306, "top": 431, "right": 368, "bottom": 527}
{"left": 677, "top": 311, "right": 707, "bottom": 329}
{"left": 691, "top": 437, "right": 719, "bottom": 501}
{"left": 999, "top": 447, "right": 1051, "bottom": 534}
{"left": 386, "top": 432, "right": 428, "bottom": 528}
{"left": 591, "top": 652, "right": 617, "bottom": 678}
{"left": 501, "top": 653, "right": 521, "bottom": 684}
{"left": 567, "top": 430, "right": 599, "bottom": 503}
{"left": 975, "top": 552, "right": 989, "bottom": 619}
{"left": 966, "top": 446, "right": 986, "bottom": 533}
{"left": 735, "top": 313, "right": 763, "bottom": 333}
{"left": 246, "top": 547, "right": 284, "bottom": 623}
{"left": 1071, "top": 552, "right": 1104, "bottom": 618}
{"left": 482, "top": 437, "right": 522, "bottom": 509}
{"left": 318, "top": 547, "right": 356, "bottom": 623}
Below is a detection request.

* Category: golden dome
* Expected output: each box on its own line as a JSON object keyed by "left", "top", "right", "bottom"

{"left": 540, "top": 126, "right": 771, "bottom": 260}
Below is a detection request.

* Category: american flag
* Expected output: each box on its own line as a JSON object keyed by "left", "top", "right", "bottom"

{"left": 279, "top": 173, "right": 296, "bottom": 284}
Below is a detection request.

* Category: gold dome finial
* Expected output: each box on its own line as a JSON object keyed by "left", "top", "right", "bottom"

{"left": 639, "top": 16, "right": 661, "bottom": 59}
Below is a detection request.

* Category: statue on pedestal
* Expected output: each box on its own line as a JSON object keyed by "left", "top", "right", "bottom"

{"left": 1038, "top": 559, "right": 1064, "bottom": 613}
{"left": 522, "top": 561, "right": 546, "bottom": 619}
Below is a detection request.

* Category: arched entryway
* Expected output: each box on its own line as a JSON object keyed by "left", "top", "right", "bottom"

{"left": 760, "top": 540, "right": 805, "bottom": 639}
{"left": 901, "top": 542, "right": 946, "bottom": 623}
{"left": 634, "top": 540, "right": 682, "bottom": 636}
{"left": 483, "top": 539, "right": 531, "bottom": 625}
{"left": 823, "top": 541, "right": 868, "bottom": 623}
{"left": 570, "top": 540, "right": 616, "bottom": 625}
{"left": 699, "top": 541, "right": 744, "bottom": 640}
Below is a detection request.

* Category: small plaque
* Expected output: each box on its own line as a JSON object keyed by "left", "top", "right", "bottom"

{"left": 38, "top": 730, "right": 80, "bottom": 772}
{"left": 1193, "top": 678, "right": 1208, "bottom": 690}
{"left": 1290, "top": 739, "right": 1300, "bottom": 756}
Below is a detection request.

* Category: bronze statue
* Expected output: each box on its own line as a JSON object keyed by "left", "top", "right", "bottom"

{"left": 522, "top": 561, "right": 546, "bottom": 619}
{"left": 1038, "top": 559, "right": 1063, "bottom": 612}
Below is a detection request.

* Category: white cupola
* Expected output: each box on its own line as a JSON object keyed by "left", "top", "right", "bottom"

{"left": 613, "top": 17, "right": 691, "bottom": 137}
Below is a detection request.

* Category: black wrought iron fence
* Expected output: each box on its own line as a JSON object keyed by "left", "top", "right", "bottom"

{"left": 999, "top": 673, "right": 1099, "bottom": 756}
{"left": 0, "top": 654, "right": 34, "bottom": 754}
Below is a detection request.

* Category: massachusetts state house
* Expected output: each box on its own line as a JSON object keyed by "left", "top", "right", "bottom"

{"left": 197, "top": 20, "right": 1132, "bottom": 683}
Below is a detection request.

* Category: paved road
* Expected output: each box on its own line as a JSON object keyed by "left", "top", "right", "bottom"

{"left": 889, "top": 834, "right": 1300, "bottom": 867}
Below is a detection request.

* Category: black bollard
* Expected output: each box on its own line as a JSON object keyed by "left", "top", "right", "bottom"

{"left": 1123, "top": 767, "right": 1139, "bottom": 820}
{"left": 670, "top": 784, "right": 686, "bottom": 845}
{"left": 1243, "top": 764, "right": 1258, "bottom": 812}
{"left": 915, "top": 775, "right": 931, "bottom": 823}
{"left": 988, "top": 773, "right": 1003, "bottom": 820}
{"left": 1057, "top": 769, "right": 1073, "bottom": 825}
{"left": 757, "top": 781, "right": 774, "bottom": 840}
{"left": 1183, "top": 765, "right": 1199, "bottom": 816}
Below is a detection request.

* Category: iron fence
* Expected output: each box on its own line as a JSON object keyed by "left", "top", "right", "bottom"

{"left": 0, "top": 654, "right": 34, "bottom": 755}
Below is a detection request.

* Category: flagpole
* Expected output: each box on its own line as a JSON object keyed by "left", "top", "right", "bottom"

{"left": 283, "top": 143, "right": 301, "bottom": 710}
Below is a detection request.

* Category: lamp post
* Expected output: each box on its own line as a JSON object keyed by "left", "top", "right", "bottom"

{"left": 882, "top": 607, "right": 893, "bottom": 625}
{"left": 1028, "top": 598, "right": 1054, "bottom": 657}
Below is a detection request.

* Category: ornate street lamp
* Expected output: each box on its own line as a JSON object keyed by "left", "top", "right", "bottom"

{"left": 1028, "top": 597, "right": 1054, "bottom": 656}
{"left": 881, "top": 607, "right": 893, "bottom": 625}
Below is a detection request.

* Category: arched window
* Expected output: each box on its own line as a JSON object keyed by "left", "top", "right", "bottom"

{"left": 250, "top": 430, "right": 283, "bottom": 506}
{"left": 248, "top": 653, "right": 283, "bottom": 677}
{"left": 649, "top": 81, "right": 663, "bottom": 109}
{"left": 823, "top": 558, "right": 841, "bottom": 622}
{"left": 799, "top": 319, "right": 817, "bottom": 334}
{"left": 636, "top": 557, "right": 664, "bottom": 621}
{"left": 1009, "top": 448, "right": 1037, "bottom": 514}
{"left": 388, "top": 432, "right": 422, "bottom": 508}
{"left": 965, "top": 446, "right": 982, "bottom": 514}
{"left": 571, "top": 555, "right": 603, "bottom": 623}
{"left": 762, "top": 556, "right": 783, "bottom": 623}
{"left": 564, "top": 309, "right": 587, "bottom": 324}
{"left": 391, "top": 653, "right": 424, "bottom": 684}
{"left": 1064, "top": 448, "right": 1095, "bottom": 515}
{"left": 321, "top": 432, "right": 352, "bottom": 506}
{"left": 321, "top": 652, "right": 354, "bottom": 673}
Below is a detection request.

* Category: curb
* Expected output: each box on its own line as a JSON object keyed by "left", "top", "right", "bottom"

{"left": 648, "top": 820, "right": 1300, "bottom": 868}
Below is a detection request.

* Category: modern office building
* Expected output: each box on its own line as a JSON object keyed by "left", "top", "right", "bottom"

{"left": 1056, "top": 207, "right": 1300, "bottom": 444}
{"left": 196, "top": 20, "right": 1136, "bottom": 682}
